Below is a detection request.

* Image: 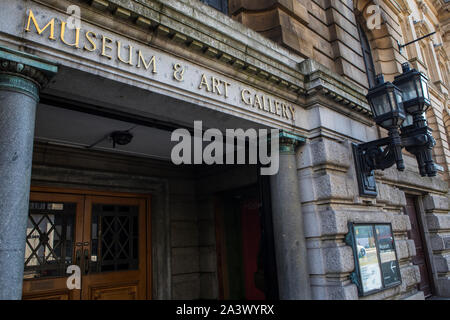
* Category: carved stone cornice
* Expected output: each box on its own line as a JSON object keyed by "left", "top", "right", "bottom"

{"left": 37, "top": 0, "right": 373, "bottom": 119}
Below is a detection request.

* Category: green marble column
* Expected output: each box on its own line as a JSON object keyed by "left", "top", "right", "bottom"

{"left": 0, "top": 46, "right": 57, "bottom": 300}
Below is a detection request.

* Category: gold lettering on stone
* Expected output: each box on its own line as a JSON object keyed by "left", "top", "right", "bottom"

{"left": 137, "top": 51, "right": 157, "bottom": 73}
{"left": 23, "top": 11, "right": 298, "bottom": 123}
{"left": 25, "top": 10, "right": 55, "bottom": 40}
{"left": 83, "top": 31, "right": 97, "bottom": 52}
{"left": 60, "top": 22, "right": 80, "bottom": 48}
{"left": 199, "top": 74, "right": 211, "bottom": 92}
{"left": 241, "top": 89, "right": 252, "bottom": 105}
{"left": 173, "top": 63, "right": 185, "bottom": 82}
{"left": 101, "top": 36, "right": 113, "bottom": 59}
{"left": 117, "top": 41, "right": 133, "bottom": 65}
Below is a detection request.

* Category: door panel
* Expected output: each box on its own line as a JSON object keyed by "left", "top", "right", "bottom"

{"left": 22, "top": 193, "right": 84, "bottom": 300}
{"left": 23, "top": 192, "right": 149, "bottom": 300}
{"left": 405, "top": 196, "right": 432, "bottom": 297}
{"left": 81, "top": 196, "right": 147, "bottom": 300}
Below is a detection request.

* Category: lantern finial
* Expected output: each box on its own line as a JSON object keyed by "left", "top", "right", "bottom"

{"left": 401, "top": 62, "right": 411, "bottom": 73}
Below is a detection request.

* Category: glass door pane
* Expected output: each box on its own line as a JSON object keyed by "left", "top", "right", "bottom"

{"left": 89, "top": 203, "right": 139, "bottom": 273}
{"left": 24, "top": 201, "right": 76, "bottom": 279}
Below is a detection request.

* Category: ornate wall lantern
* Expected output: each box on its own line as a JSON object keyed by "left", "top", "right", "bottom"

{"left": 353, "top": 63, "right": 437, "bottom": 197}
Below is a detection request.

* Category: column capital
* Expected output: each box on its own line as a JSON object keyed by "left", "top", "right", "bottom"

{"left": 0, "top": 45, "right": 57, "bottom": 101}
{"left": 279, "top": 130, "right": 305, "bottom": 154}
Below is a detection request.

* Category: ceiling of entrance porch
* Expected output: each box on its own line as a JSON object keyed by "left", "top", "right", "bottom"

{"left": 35, "top": 67, "right": 269, "bottom": 161}
{"left": 35, "top": 103, "right": 175, "bottom": 160}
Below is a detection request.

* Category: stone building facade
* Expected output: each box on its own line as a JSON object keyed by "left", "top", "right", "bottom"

{"left": 0, "top": 0, "right": 448, "bottom": 300}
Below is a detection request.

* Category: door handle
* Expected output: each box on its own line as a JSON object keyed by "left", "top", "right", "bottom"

{"left": 75, "top": 249, "right": 82, "bottom": 268}
{"left": 84, "top": 249, "right": 90, "bottom": 275}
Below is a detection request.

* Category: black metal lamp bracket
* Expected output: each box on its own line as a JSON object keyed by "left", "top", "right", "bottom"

{"left": 353, "top": 127, "right": 437, "bottom": 197}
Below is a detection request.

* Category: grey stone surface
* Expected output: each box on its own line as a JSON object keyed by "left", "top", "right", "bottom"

{"left": 323, "top": 246, "right": 354, "bottom": 274}
{"left": 433, "top": 254, "right": 450, "bottom": 273}
{"left": 0, "top": 83, "right": 38, "bottom": 299}
{"left": 171, "top": 247, "right": 200, "bottom": 275}
{"left": 309, "top": 138, "right": 351, "bottom": 170}
{"left": 271, "top": 149, "right": 311, "bottom": 300}
{"left": 198, "top": 220, "right": 216, "bottom": 247}
{"left": 171, "top": 221, "right": 199, "bottom": 248}
{"left": 172, "top": 273, "right": 200, "bottom": 300}
{"left": 199, "top": 246, "right": 217, "bottom": 273}
{"left": 200, "top": 273, "right": 218, "bottom": 299}
{"left": 400, "top": 265, "right": 421, "bottom": 293}
{"left": 436, "top": 278, "right": 450, "bottom": 297}
{"left": 423, "top": 194, "right": 449, "bottom": 211}
{"left": 395, "top": 239, "right": 410, "bottom": 261}
{"left": 405, "top": 291, "right": 425, "bottom": 300}
{"left": 327, "top": 284, "right": 359, "bottom": 300}
{"left": 426, "top": 214, "right": 450, "bottom": 231}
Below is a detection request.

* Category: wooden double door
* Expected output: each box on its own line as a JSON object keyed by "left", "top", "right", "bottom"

{"left": 22, "top": 189, "right": 150, "bottom": 300}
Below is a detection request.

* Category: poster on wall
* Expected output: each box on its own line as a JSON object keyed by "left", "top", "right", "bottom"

{"left": 354, "top": 225, "right": 383, "bottom": 293}
{"left": 348, "top": 223, "right": 402, "bottom": 296}
{"left": 376, "top": 225, "right": 401, "bottom": 287}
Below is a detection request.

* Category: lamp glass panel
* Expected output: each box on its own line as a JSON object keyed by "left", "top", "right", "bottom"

{"left": 398, "top": 80, "right": 417, "bottom": 101}
{"left": 381, "top": 118, "right": 394, "bottom": 128}
{"left": 388, "top": 91, "right": 398, "bottom": 112}
{"left": 421, "top": 77, "right": 429, "bottom": 100}
{"left": 415, "top": 77, "right": 423, "bottom": 98}
{"left": 395, "top": 92, "right": 404, "bottom": 113}
{"left": 402, "top": 114, "right": 414, "bottom": 127}
{"left": 371, "top": 94, "right": 390, "bottom": 117}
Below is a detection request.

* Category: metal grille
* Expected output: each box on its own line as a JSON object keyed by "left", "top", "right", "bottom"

{"left": 90, "top": 204, "right": 139, "bottom": 273}
{"left": 24, "top": 202, "right": 75, "bottom": 279}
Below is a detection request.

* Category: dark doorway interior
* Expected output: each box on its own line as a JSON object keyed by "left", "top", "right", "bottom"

{"left": 215, "top": 182, "right": 278, "bottom": 300}
{"left": 405, "top": 196, "right": 433, "bottom": 297}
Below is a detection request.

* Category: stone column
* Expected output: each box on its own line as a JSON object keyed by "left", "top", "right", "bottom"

{"left": 270, "top": 131, "right": 311, "bottom": 300}
{"left": 0, "top": 46, "right": 57, "bottom": 300}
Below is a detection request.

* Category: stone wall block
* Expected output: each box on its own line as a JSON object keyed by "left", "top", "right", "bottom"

{"left": 407, "top": 239, "right": 417, "bottom": 258}
{"left": 400, "top": 265, "right": 420, "bottom": 292}
{"left": 172, "top": 247, "right": 200, "bottom": 275}
{"left": 310, "top": 138, "right": 351, "bottom": 170}
{"left": 172, "top": 273, "right": 200, "bottom": 300}
{"left": 324, "top": 246, "right": 354, "bottom": 274}
{"left": 198, "top": 220, "right": 216, "bottom": 246}
{"left": 327, "top": 283, "right": 358, "bottom": 300}
{"left": 426, "top": 214, "right": 450, "bottom": 231}
{"left": 429, "top": 234, "right": 446, "bottom": 251}
{"left": 314, "top": 173, "right": 353, "bottom": 201}
{"left": 171, "top": 222, "right": 199, "bottom": 247}
{"left": 423, "top": 194, "right": 449, "bottom": 211}
{"left": 200, "top": 273, "right": 218, "bottom": 300}
{"left": 392, "top": 214, "right": 411, "bottom": 232}
{"left": 199, "top": 246, "right": 217, "bottom": 273}
{"left": 395, "top": 239, "right": 410, "bottom": 260}
{"left": 319, "top": 209, "right": 348, "bottom": 236}
{"left": 377, "top": 183, "right": 407, "bottom": 207}
{"left": 434, "top": 254, "right": 450, "bottom": 273}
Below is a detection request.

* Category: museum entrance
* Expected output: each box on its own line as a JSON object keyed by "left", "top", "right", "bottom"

{"left": 22, "top": 188, "right": 150, "bottom": 300}
{"left": 214, "top": 181, "right": 278, "bottom": 300}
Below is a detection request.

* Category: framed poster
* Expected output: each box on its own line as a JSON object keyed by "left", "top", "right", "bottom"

{"left": 346, "top": 223, "right": 402, "bottom": 296}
